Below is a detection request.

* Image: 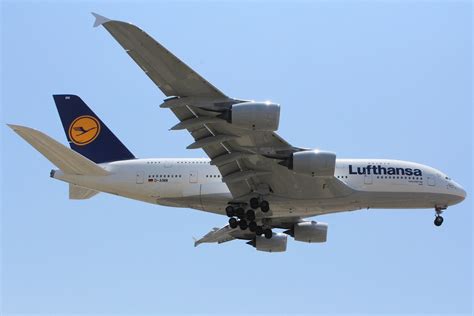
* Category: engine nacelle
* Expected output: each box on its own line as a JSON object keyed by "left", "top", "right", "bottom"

{"left": 224, "top": 102, "right": 280, "bottom": 131}
{"left": 247, "top": 233, "right": 287, "bottom": 252}
{"left": 286, "top": 221, "right": 328, "bottom": 243}
{"left": 289, "top": 150, "right": 336, "bottom": 177}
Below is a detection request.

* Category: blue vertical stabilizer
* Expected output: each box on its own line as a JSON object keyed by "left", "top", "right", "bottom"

{"left": 53, "top": 94, "right": 135, "bottom": 163}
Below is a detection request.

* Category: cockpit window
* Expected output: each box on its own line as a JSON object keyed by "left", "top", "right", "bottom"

{"left": 445, "top": 176, "right": 451, "bottom": 180}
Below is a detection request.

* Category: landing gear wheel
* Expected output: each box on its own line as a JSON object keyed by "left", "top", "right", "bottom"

{"left": 229, "top": 217, "right": 238, "bottom": 229}
{"left": 246, "top": 209, "right": 256, "bottom": 221}
{"left": 248, "top": 221, "right": 258, "bottom": 232}
{"left": 225, "top": 206, "right": 235, "bottom": 217}
{"left": 434, "top": 216, "right": 444, "bottom": 227}
{"left": 250, "top": 197, "right": 260, "bottom": 209}
{"left": 235, "top": 207, "right": 245, "bottom": 219}
{"left": 263, "top": 228, "right": 273, "bottom": 239}
{"left": 260, "top": 200, "right": 270, "bottom": 213}
{"left": 255, "top": 226, "right": 264, "bottom": 236}
{"left": 238, "top": 220, "right": 248, "bottom": 230}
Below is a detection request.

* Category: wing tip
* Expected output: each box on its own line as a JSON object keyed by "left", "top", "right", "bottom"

{"left": 91, "top": 12, "right": 111, "bottom": 28}
{"left": 6, "top": 123, "right": 28, "bottom": 133}
{"left": 193, "top": 236, "right": 198, "bottom": 247}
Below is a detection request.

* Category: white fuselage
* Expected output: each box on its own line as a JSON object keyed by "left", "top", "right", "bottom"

{"left": 53, "top": 158, "right": 466, "bottom": 218}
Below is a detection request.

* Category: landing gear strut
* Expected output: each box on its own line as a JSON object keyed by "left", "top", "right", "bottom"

{"left": 434, "top": 206, "right": 446, "bottom": 227}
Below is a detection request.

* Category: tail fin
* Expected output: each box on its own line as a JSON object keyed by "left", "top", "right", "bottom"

{"left": 53, "top": 94, "right": 135, "bottom": 163}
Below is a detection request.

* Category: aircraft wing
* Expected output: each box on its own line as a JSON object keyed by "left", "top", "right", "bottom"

{"left": 92, "top": 13, "right": 226, "bottom": 98}
{"left": 160, "top": 97, "right": 353, "bottom": 201}
{"left": 95, "top": 13, "right": 353, "bottom": 202}
{"left": 163, "top": 98, "right": 304, "bottom": 200}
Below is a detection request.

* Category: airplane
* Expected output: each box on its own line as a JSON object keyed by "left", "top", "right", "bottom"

{"left": 8, "top": 13, "right": 466, "bottom": 252}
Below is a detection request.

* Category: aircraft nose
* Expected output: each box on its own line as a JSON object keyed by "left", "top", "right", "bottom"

{"left": 453, "top": 181, "right": 467, "bottom": 202}
{"left": 458, "top": 186, "right": 467, "bottom": 200}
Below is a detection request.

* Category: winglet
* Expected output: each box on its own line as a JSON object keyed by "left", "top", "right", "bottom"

{"left": 91, "top": 12, "right": 110, "bottom": 28}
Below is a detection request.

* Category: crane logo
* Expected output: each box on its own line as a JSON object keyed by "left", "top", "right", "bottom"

{"left": 68, "top": 115, "right": 101, "bottom": 146}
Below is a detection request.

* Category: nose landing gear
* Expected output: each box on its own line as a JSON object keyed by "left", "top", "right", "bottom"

{"left": 434, "top": 206, "right": 446, "bottom": 227}
{"left": 434, "top": 215, "right": 444, "bottom": 227}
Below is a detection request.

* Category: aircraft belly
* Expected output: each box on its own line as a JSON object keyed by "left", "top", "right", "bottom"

{"left": 158, "top": 182, "right": 232, "bottom": 215}
{"left": 270, "top": 175, "right": 349, "bottom": 200}
{"left": 353, "top": 191, "right": 462, "bottom": 209}
{"left": 229, "top": 190, "right": 460, "bottom": 218}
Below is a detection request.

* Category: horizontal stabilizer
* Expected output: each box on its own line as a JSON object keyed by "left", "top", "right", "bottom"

{"left": 69, "top": 184, "right": 99, "bottom": 199}
{"left": 194, "top": 226, "right": 236, "bottom": 247}
{"left": 8, "top": 124, "right": 109, "bottom": 176}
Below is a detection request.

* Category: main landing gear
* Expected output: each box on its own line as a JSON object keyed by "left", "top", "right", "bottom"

{"left": 434, "top": 206, "right": 446, "bottom": 227}
{"left": 249, "top": 197, "right": 270, "bottom": 213}
{"left": 226, "top": 198, "right": 272, "bottom": 239}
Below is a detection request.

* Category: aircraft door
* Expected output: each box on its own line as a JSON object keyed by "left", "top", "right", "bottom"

{"left": 189, "top": 171, "right": 198, "bottom": 183}
{"left": 136, "top": 171, "right": 144, "bottom": 184}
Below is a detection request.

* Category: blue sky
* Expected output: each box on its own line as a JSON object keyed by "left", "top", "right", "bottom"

{"left": 1, "top": 1, "right": 472, "bottom": 314}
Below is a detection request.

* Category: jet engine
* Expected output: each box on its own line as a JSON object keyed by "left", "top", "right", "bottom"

{"left": 219, "top": 102, "right": 280, "bottom": 131}
{"left": 247, "top": 232, "right": 287, "bottom": 252}
{"left": 285, "top": 221, "right": 328, "bottom": 243}
{"left": 281, "top": 150, "right": 336, "bottom": 177}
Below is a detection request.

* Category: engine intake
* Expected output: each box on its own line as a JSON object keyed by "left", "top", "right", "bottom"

{"left": 220, "top": 102, "right": 280, "bottom": 131}
{"left": 282, "top": 150, "right": 336, "bottom": 177}
{"left": 285, "top": 221, "right": 328, "bottom": 243}
{"left": 247, "top": 233, "right": 287, "bottom": 252}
